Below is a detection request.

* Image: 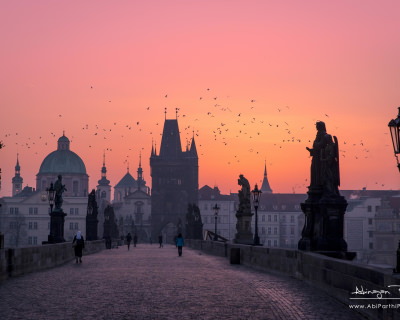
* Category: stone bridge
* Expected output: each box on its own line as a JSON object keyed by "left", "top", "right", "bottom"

{"left": 0, "top": 241, "right": 398, "bottom": 319}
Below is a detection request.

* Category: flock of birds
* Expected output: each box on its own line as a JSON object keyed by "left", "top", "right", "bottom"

{"left": 1, "top": 86, "right": 390, "bottom": 190}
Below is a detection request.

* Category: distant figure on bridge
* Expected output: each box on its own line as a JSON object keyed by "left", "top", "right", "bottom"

{"left": 158, "top": 234, "right": 163, "bottom": 248}
{"left": 175, "top": 233, "right": 184, "bottom": 257}
{"left": 126, "top": 233, "right": 132, "bottom": 250}
{"left": 72, "top": 231, "right": 85, "bottom": 264}
{"left": 133, "top": 234, "right": 138, "bottom": 247}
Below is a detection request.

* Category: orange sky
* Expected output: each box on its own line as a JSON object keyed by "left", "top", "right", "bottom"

{"left": 1, "top": 1, "right": 400, "bottom": 197}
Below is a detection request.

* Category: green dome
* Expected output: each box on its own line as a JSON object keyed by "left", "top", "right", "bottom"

{"left": 38, "top": 134, "right": 86, "bottom": 174}
{"left": 39, "top": 150, "right": 87, "bottom": 174}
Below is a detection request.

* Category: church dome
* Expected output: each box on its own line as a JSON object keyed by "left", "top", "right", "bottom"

{"left": 38, "top": 134, "right": 87, "bottom": 174}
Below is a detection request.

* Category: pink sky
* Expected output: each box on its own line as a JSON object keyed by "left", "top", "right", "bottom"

{"left": 1, "top": 0, "right": 400, "bottom": 196}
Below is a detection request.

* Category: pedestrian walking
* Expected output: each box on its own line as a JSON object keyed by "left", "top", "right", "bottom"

{"left": 175, "top": 233, "right": 184, "bottom": 257}
{"left": 133, "top": 234, "right": 138, "bottom": 247}
{"left": 158, "top": 234, "right": 163, "bottom": 248}
{"left": 126, "top": 233, "right": 132, "bottom": 250}
{"left": 72, "top": 231, "right": 85, "bottom": 263}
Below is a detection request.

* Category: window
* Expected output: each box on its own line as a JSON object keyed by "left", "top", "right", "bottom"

{"left": 273, "top": 205, "right": 278, "bottom": 210}
{"left": 9, "top": 222, "right": 16, "bottom": 229}
{"left": 368, "top": 231, "right": 373, "bottom": 238}
{"left": 369, "top": 242, "right": 373, "bottom": 249}
{"left": 274, "top": 227, "right": 278, "bottom": 235}
{"left": 267, "top": 227, "right": 271, "bottom": 235}
{"left": 290, "top": 215, "right": 295, "bottom": 223}
{"left": 74, "top": 223, "right": 79, "bottom": 230}
{"left": 267, "top": 240, "right": 271, "bottom": 247}
{"left": 29, "top": 208, "right": 33, "bottom": 215}
{"left": 290, "top": 226, "right": 295, "bottom": 235}
{"left": 368, "top": 218, "right": 373, "bottom": 225}
{"left": 101, "top": 191, "right": 106, "bottom": 199}
{"left": 69, "top": 222, "right": 74, "bottom": 230}
{"left": 34, "top": 208, "right": 38, "bottom": 215}
{"left": 274, "top": 215, "right": 277, "bottom": 222}
{"left": 34, "top": 222, "right": 38, "bottom": 230}
{"left": 261, "top": 227, "right": 265, "bottom": 235}
{"left": 281, "top": 215, "right": 286, "bottom": 222}
{"left": 367, "top": 206, "right": 372, "bottom": 212}
{"left": 70, "top": 208, "right": 74, "bottom": 215}
{"left": 29, "top": 222, "right": 33, "bottom": 230}
{"left": 281, "top": 205, "right": 286, "bottom": 210}
{"left": 75, "top": 208, "right": 79, "bottom": 215}
{"left": 273, "top": 240, "right": 278, "bottom": 247}
{"left": 268, "top": 215, "right": 271, "bottom": 222}
{"left": 262, "top": 215, "right": 265, "bottom": 222}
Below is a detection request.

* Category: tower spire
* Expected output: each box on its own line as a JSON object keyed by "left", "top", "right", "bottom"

{"left": 260, "top": 160, "right": 273, "bottom": 193}
{"left": 12, "top": 153, "right": 23, "bottom": 196}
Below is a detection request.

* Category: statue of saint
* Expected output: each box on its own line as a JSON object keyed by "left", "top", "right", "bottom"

{"left": 321, "top": 134, "right": 340, "bottom": 197}
{"left": 237, "top": 174, "right": 251, "bottom": 213}
{"left": 54, "top": 175, "right": 67, "bottom": 210}
{"left": 306, "top": 121, "right": 328, "bottom": 188}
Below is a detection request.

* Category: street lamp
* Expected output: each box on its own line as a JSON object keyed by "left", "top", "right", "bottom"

{"left": 252, "top": 184, "right": 262, "bottom": 246}
{"left": 46, "top": 183, "right": 55, "bottom": 213}
{"left": 213, "top": 203, "right": 220, "bottom": 241}
{"left": 388, "top": 107, "right": 400, "bottom": 172}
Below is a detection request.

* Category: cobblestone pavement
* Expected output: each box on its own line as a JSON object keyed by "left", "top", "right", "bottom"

{"left": 0, "top": 244, "right": 366, "bottom": 320}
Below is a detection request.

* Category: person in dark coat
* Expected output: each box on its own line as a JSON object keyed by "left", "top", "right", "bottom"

{"left": 175, "top": 233, "right": 184, "bottom": 257}
{"left": 126, "top": 233, "right": 132, "bottom": 250}
{"left": 158, "top": 234, "right": 163, "bottom": 248}
{"left": 133, "top": 234, "right": 138, "bottom": 247}
{"left": 72, "top": 231, "right": 85, "bottom": 263}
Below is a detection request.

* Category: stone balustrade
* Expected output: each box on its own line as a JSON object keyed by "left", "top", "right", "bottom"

{"left": 0, "top": 240, "right": 105, "bottom": 282}
{"left": 186, "top": 239, "right": 400, "bottom": 320}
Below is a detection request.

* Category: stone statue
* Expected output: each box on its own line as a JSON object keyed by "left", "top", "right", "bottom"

{"left": 54, "top": 175, "right": 67, "bottom": 210}
{"left": 306, "top": 122, "right": 340, "bottom": 197}
{"left": 306, "top": 121, "right": 328, "bottom": 188}
{"left": 321, "top": 134, "right": 340, "bottom": 197}
{"left": 237, "top": 174, "right": 251, "bottom": 213}
{"left": 87, "top": 189, "right": 98, "bottom": 217}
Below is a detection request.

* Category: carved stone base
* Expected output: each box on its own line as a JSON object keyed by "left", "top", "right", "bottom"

{"left": 298, "top": 195, "right": 349, "bottom": 253}
{"left": 234, "top": 212, "right": 253, "bottom": 244}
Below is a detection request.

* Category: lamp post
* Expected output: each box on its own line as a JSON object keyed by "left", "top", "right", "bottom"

{"left": 388, "top": 107, "right": 400, "bottom": 172}
{"left": 45, "top": 183, "right": 56, "bottom": 243}
{"left": 389, "top": 107, "right": 400, "bottom": 273}
{"left": 213, "top": 203, "right": 220, "bottom": 241}
{"left": 252, "top": 184, "right": 262, "bottom": 246}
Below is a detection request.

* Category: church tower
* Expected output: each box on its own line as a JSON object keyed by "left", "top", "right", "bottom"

{"left": 12, "top": 154, "right": 23, "bottom": 196}
{"left": 260, "top": 160, "right": 273, "bottom": 194}
{"left": 96, "top": 151, "right": 111, "bottom": 204}
{"left": 150, "top": 113, "right": 199, "bottom": 239}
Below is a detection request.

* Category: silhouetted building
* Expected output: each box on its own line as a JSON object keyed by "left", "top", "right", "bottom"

{"left": 150, "top": 117, "right": 198, "bottom": 242}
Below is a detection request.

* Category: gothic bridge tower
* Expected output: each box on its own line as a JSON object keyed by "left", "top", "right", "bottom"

{"left": 150, "top": 116, "right": 198, "bottom": 241}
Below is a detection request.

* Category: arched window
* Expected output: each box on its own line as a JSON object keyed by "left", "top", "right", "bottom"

{"left": 101, "top": 191, "right": 106, "bottom": 198}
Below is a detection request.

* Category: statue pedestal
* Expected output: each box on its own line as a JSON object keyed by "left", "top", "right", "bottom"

{"left": 48, "top": 209, "right": 66, "bottom": 243}
{"left": 234, "top": 212, "right": 253, "bottom": 244}
{"left": 86, "top": 215, "right": 98, "bottom": 241}
{"left": 298, "top": 193, "right": 354, "bottom": 259}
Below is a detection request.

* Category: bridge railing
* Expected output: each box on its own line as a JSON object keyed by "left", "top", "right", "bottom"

{"left": 0, "top": 240, "right": 105, "bottom": 282}
{"left": 186, "top": 239, "right": 400, "bottom": 320}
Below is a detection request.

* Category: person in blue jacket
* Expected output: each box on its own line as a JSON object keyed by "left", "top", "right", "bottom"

{"left": 175, "top": 233, "right": 184, "bottom": 257}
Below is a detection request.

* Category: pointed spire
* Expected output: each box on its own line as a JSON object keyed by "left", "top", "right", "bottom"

{"left": 260, "top": 160, "right": 272, "bottom": 193}
{"left": 98, "top": 151, "right": 110, "bottom": 186}
{"left": 137, "top": 152, "right": 143, "bottom": 191}
{"left": 12, "top": 153, "right": 23, "bottom": 196}
{"left": 15, "top": 153, "right": 20, "bottom": 174}
{"left": 189, "top": 136, "right": 198, "bottom": 157}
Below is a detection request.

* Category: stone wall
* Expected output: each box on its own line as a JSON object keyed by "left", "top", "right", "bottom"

{"left": 0, "top": 240, "right": 105, "bottom": 282}
{"left": 186, "top": 240, "right": 400, "bottom": 320}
